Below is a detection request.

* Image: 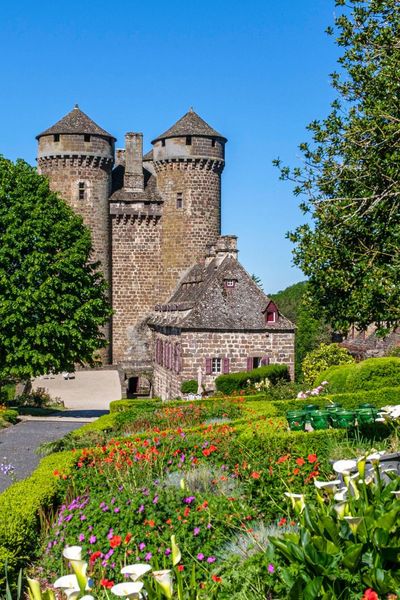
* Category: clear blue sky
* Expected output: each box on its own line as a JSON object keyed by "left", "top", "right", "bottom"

{"left": 1, "top": 0, "right": 340, "bottom": 293}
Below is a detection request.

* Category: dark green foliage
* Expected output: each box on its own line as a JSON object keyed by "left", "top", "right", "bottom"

{"left": 215, "top": 364, "right": 290, "bottom": 395}
{"left": 316, "top": 357, "right": 400, "bottom": 392}
{"left": 1, "top": 409, "right": 18, "bottom": 424}
{"left": 0, "top": 157, "right": 111, "bottom": 383}
{"left": 180, "top": 380, "right": 198, "bottom": 394}
{"left": 275, "top": 0, "right": 400, "bottom": 335}
{"left": 0, "top": 451, "right": 76, "bottom": 587}
{"left": 271, "top": 282, "right": 331, "bottom": 381}
{"left": 109, "top": 398, "right": 161, "bottom": 414}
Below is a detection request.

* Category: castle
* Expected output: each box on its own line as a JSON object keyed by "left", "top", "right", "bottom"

{"left": 36, "top": 106, "right": 295, "bottom": 399}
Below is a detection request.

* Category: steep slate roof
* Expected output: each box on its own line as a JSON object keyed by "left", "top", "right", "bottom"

{"left": 151, "top": 109, "right": 227, "bottom": 144}
{"left": 143, "top": 149, "right": 154, "bottom": 161}
{"left": 148, "top": 256, "right": 294, "bottom": 331}
{"left": 36, "top": 105, "right": 116, "bottom": 141}
{"left": 110, "top": 166, "right": 162, "bottom": 202}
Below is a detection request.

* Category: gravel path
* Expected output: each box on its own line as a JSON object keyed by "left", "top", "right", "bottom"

{"left": 0, "top": 419, "right": 83, "bottom": 493}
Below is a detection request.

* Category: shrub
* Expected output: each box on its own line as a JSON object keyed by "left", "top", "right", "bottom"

{"left": 180, "top": 380, "right": 198, "bottom": 394}
{"left": 0, "top": 451, "right": 76, "bottom": 587}
{"left": 109, "top": 398, "right": 160, "bottom": 414}
{"left": 215, "top": 364, "right": 290, "bottom": 395}
{"left": 1, "top": 408, "right": 18, "bottom": 424}
{"left": 302, "top": 343, "right": 354, "bottom": 385}
{"left": 317, "top": 357, "right": 400, "bottom": 393}
{"left": 12, "top": 387, "right": 63, "bottom": 408}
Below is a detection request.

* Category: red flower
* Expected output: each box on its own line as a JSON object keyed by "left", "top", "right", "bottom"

{"left": 295, "top": 457, "right": 305, "bottom": 466}
{"left": 361, "top": 590, "right": 379, "bottom": 600}
{"left": 277, "top": 454, "right": 290, "bottom": 464}
{"left": 308, "top": 454, "right": 318, "bottom": 464}
{"left": 89, "top": 551, "right": 102, "bottom": 564}
{"left": 212, "top": 575, "right": 222, "bottom": 583}
{"left": 251, "top": 471, "right": 261, "bottom": 479}
{"left": 100, "top": 579, "right": 114, "bottom": 589}
{"left": 278, "top": 517, "right": 287, "bottom": 526}
{"left": 124, "top": 533, "right": 132, "bottom": 544}
{"left": 177, "top": 565, "right": 184, "bottom": 572}
{"left": 293, "top": 468, "right": 300, "bottom": 475}
{"left": 110, "top": 535, "right": 122, "bottom": 548}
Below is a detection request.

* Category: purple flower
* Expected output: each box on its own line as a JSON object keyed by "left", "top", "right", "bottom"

{"left": 197, "top": 553, "right": 204, "bottom": 561}
{"left": 268, "top": 564, "right": 275, "bottom": 574}
{"left": 78, "top": 534, "right": 85, "bottom": 542}
{"left": 180, "top": 454, "right": 185, "bottom": 463}
{"left": 207, "top": 523, "right": 212, "bottom": 529}
{"left": 65, "top": 514, "right": 73, "bottom": 522}
{"left": 114, "top": 507, "right": 120, "bottom": 513}
{"left": 138, "top": 504, "right": 145, "bottom": 513}
{"left": 105, "top": 549, "right": 114, "bottom": 560}
{"left": 153, "top": 495, "right": 159, "bottom": 505}
{"left": 89, "top": 535, "right": 97, "bottom": 544}
{"left": 184, "top": 496, "right": 196, "bottom": 504}
{"left": 165, "top": 548, "right": 171, "bottom": 556}
{"left": 193, "top": 527, "right": 200, "bottom": 536}
{"left": 207, "top": 556, "right": 216, "bottom": 564}
{"left": 145, "top": 552, "right": 152, "bottom": 561}
{"left": 80, "top": 515, "right": 87, "bottom": 521}
{"left": 139, "top": 542, "right": 146, "bottom": 551}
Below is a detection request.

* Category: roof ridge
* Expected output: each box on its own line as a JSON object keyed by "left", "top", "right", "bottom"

{"left": 151, "top": 110, "right": 227, "bottom": 144}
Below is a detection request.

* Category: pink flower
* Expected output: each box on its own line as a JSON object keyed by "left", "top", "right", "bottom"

{"left": 268, "top": 564, "right": 275, "bottom": 574}
{"left": 89, "top": 535, "right": 97, "bottom": 544}
{"left": 193, "top": 527, "right": 200, "bottom": 536}
{"left": 197, "top": 553, "right": 204, "bottom": 561}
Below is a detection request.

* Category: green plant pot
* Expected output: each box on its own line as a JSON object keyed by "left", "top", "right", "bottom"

{"left": 335, "top": 410, "right": 356, "bottom": 428}
{"left": 287, "top": 413, "right": 305, "bottom": 431}
{"left": 357, "top": 408, "right": 378, "bottom": 425}
{"left": 309, "top": 410, "right": 330, "bottom": 430}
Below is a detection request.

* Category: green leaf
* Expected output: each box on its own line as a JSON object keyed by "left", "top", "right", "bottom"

{"left": 342, "top": 543, "right": 364, "bottom": 571}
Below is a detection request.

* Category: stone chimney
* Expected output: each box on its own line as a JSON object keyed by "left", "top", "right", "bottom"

{"left": 205, "top": 242, "right": 217, "bottom": 266}
{"left": 215, "top": 235, "right": 238, "bottom": 265}
{"left": 124, "top": 132, "right": 144, "bottom": 192}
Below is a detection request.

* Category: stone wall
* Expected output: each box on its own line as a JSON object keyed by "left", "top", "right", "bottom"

{"left": 155, "top": 159, "right": 223, "bottom": 301}
{"left": 153, "top": 329, "right": 295, "bottom": 400}
{"left": 111, "top": 211, "right": 162, "bottom": 364}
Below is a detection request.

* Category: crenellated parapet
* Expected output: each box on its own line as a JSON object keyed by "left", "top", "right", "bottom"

{"left": 153, "top": 157, "right": 225, "bottom": 174}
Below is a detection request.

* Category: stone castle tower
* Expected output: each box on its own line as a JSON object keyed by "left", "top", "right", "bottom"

{"left": 36, "top": 106, "right": 227, "bottom": 382}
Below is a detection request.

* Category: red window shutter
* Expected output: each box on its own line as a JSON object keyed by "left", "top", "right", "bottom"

{"left": 175, "top": 344, "right": 181, "bottom": 373}
{"left": 206, "top": 358, "right": 212, "bottom": 375}
{"left": 261, "top": 356, "right": 270, "bottom": 366}
{"left": 160, "top": 340, "right": 164, "bottom": 367}
{"left": 247, "top": 357, "right": 253, "bottom": 371}
{"left": 223, "top": 357, "right": 230, "bottom": 374}
{"left": 155, "top": 340, "right": 159, "bottom": 363}
{"left": 169, "top": 343, "right": 173, "bottom": 370}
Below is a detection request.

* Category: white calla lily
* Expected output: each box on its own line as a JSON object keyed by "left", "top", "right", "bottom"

{"left": 332, "top": 459, "right": 357, "bottom": 475}
{"left": 314, "top": 479, "right": 341, "bottom": 491}
{"left": 111, "top": 581, "right": 144, "bottom": 598}
{"left": 344, "top": 516, "right": 363, "bottom": 534}
{"left": 152, "top": 570, "right": 173, "bottom": 599}
{"left": 391, "top": 490, "right": 400, "bottom": 497}
{"left": 334, "top": 501, "right": 348, "bottom": 519}
{"left": 80, "top": 596, "right": 96, "bottom": 600}
{"left": 54, "top": 575, "right": 80, "bottom": 590}
{"left": 63, "top": 591, "right": 81, "bottom": 600}
{"left": 334, "top": 487, "right": 348, "bottom": 502}
{"left": 121, "top": 564, "right": 152, "bottom": 581}
{"left": 63, "top": 546, "right": 83, "bottom": 562}
{"left": 284, "top": 492, "right": 305, "bottom": 513}
{"left": 171, "top": 535, "right": 181, "bottom": 566}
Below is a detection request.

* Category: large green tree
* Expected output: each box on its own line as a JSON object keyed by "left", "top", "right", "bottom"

{"left": 275, "top": 0, "right": 400, "bottom": 335}
{"left": 0, "top": 157, "right": 111, "bottom": 383}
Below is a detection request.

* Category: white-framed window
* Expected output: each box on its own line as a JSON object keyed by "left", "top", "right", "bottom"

{"left": 212, "top": 357, "right": 222, "bottom": 374}
{"left": 224, "top": 279, "right": 236, "bottom": 288}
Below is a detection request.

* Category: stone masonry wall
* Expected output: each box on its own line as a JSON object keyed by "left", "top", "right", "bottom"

{"left": 155, "top": 159, "right": 223, "bottom": 301}
{"left": 111, "top": 214, "right": 162, "bottom": 363}
{"left": 153, "top": 329, "right": 295, "bottom": 401}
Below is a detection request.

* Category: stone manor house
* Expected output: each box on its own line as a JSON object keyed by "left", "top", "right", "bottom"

{"left": 36, "top": 106, "right": 295, "bottom": 399}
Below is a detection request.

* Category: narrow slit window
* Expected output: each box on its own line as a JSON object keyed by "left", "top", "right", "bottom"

{"left": 176, "top": 192, "right": 183, "bottom": 209}
{"left": 84, "top": 134, "right": 91, "bottom": 142}
{"left": 78, "top": 182, "right": 85, "bottom": 200}
{"left": 161, "top": 139, "right": 166, "bottom": 147}
{"left": 186, "top": 136, "right": 192, "bottom": 145}
{"left": 211, "top": 139, "right": 216, "bottom": 147}
{"left": 54, "top": 134, "right": 60, "bottom": 142}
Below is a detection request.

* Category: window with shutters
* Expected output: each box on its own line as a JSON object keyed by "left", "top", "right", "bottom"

{"left": 253, "top": 357, "right": 262, "bottom": 368}
{"left": 212, "top": 358, "right": 222, "bottom": 374}
{"left": 264, "top": 300, "right": 278, "bottom": 324}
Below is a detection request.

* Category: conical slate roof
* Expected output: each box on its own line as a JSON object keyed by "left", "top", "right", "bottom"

{"left": 36, "top": 105, "right": 116, "bottom": 140}
{"left": 151, "top": 109, "right": 227, "bottom": 144}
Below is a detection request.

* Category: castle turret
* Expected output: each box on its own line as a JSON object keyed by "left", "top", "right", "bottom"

{"left": 151, "top": 109, "right": 227, "bottom": 299}
{"left": 36, "top": 105, "right": 115, "bottom": 362}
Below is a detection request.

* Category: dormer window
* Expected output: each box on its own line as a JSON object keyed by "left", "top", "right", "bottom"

{"left": 264, "top": 301, "right": 278, "bottom": 324}
{"left": 53, "top": 134, "right": 60, "bottom": 142}
{"left": 224, "top": 279, "right": 236, "bottom": 289}
{"left": 186, "top": 136, "right": 192, "bottom": 146}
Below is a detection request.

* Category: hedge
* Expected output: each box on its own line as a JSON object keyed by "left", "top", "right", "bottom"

{"left": 180, "top": 380, "right": 198, "bottom": 394}
{"left": 109, "top": 398, "right": 161, "bottom": 414}
{"left": 0, "top": 451, "right": 77, "bottom": 586}
{"left": 316, "top": 357, "right": 400, "bottom": 393}
{"left": 215, "top": 364, "right": 290, "bottom": 395}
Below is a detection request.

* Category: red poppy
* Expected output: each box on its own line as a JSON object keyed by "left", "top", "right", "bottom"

{"left": 212, "top": 575, "right": 222, "bottom": 583}
{"left": 277, "top": 454, "right": 290, "bottom": 464}
{"left": 124, "top": 533, "right": 132, "bottom": 544}
{"left": 110, "top": 535, "right": 122, "bottom": 548}
{"left": 293, "top": 468, "right": 300, "bottom": 475}
{"left": 177, "top": 565, "right": 184, "bottom": 572}
{"left": 278, "top": 517, "right": 287, "bottom": 526}
{"left": 308, "top": 454, "right": 318, "bottom": 463}
{"left": 251, "top": 471, "right": 261, "bottom": 479}
{"left": 361, "top": 590, "right": 379, "bottom": 600}
{"left": 100, "top": 579, "right": 114, "bottom": 589}
{"left": 296, "top": 457, "right": 305, "bottom": 466}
